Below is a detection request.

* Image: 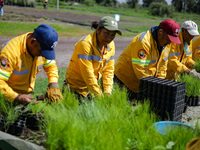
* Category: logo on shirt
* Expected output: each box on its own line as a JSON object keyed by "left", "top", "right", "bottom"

{"left": 0, "top": 58, "right": 9, "bottom": 69}
{"left": 138, "top": 49, "right": 146, "bottom": 59}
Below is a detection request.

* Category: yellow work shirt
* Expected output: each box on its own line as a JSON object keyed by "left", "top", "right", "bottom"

{"left": 0, "top": 33, "right": 58, "bottom": 102}
{"left": 65, "top": 31, "right": 115, "bottom": 97}
{"left": 114, "top": 28, "right": 170, "bottom": 93}
{"left": 192, "top": 35, "right": 200, "bottom": 60}
{"left": 166, "top": 32, "right": 194, "bottom": 81}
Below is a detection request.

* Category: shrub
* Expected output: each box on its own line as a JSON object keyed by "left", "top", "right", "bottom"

{"left": 83, "top": 0, "right": 96, "bottom": 6}
{"left": 149, "top": 2, "right": 175, "bottom": 18}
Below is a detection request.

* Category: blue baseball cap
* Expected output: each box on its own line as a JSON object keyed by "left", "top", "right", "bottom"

{"left": 34, "top": 24, "right": 58, "bottom": 60}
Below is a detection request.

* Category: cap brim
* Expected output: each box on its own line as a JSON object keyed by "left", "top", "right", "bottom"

{"left": 116, "top": 30, "right": 122, "bottom": 36}
{"left": 104, "top": 26, "right": 122, "bottom": 35}
{"left": 187, "top": 29, "right": 200, "bottom": 36}
{"left": 168, "top": 35, "right": 181, "bottom": 44}
{"left": 41, "top": 49, "right": 55, "bottom": 60}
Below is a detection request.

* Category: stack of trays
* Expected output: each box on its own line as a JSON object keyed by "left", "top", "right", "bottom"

{"left": 137, "top": 76, "right": 186, "bottom": 121}
{"left": 0, "top": 114, "right": 27, "bottom": 136}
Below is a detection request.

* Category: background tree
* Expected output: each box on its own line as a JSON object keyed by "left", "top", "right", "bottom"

{"left": 172, "top": 0, "right": 197, "bottom": 13}
{"left": 84, "top": 0, "right": 96, "bottom": 6}
{"left": 126, "top": 0, "right": 138, "bottom": 8}
{"left": 194, "top": 0, "right": 200, "bottom": 14}
{"left": 143, "top": 0, "right": 167, "bottom": 7}
{"left": 102, "top": 0, "right": 114, "bottom": 6}
{"left": 184, "top": 0, "right": 196, "bottom": 13}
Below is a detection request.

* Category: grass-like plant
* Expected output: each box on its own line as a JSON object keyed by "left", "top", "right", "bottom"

{"left": 31, "top": 68, "right": 200, "bottom": 149}
{"left": 192, "top": 59, "right": 200, "bottom": 73}
{"left": 178, "top": 73, "right": 200, "bottom": 97}
{"left": 0, "top": 93, "right": 24, "bottom": 131}
{"left": 39, "top": 84, "right": 199, "bottom": 150}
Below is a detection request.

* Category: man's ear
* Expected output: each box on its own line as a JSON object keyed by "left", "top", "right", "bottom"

{"left": 30, "top": 38, "right": 37, "bottom": 45}
{"left": 96, "top": 26, "right": 101, "bottom": 34}
{"left": 158, "top": 29, "right": 164, "bottom": 37}
{"left": 182, "top": 28, "right": 186, "bottom": 33}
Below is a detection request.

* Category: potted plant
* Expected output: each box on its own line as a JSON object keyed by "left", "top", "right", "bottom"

{"left": 178, "top": 73, "right": 200, "bottom": 107}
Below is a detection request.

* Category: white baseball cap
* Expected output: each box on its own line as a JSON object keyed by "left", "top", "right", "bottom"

{"left": 181, "top": 20, "right": 199, "bottom": 36}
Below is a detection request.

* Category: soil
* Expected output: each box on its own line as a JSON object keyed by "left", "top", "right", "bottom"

{"left": 1, "top": 5, "right": 200, "bottom": 148}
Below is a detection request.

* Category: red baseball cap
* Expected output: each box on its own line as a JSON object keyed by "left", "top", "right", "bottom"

{"left": 159, "top": 19, "right": 181, "bottom": 44}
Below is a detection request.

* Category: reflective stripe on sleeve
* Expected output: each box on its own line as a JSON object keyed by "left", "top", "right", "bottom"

{"left": 163, "top": 57, "right": 168, "bottom": 61}
{"left": 0, "top": 69, "right": 11, "bottom": 80}
{"left": 0, "top": 41, "right": 9, "bottom": 52}
{"left": 106, "top": 56, "right": 114, "bottom": 63}
{"left": 78, "top": 54, "right": 102, "bottom": 61}
{"left": 185, "top": 50, "right": 192, "bottom": 55}
{"left": 132, "top": 58, "right": 156, "bottom": 65}
{"left": 38, "top": 64, "right": 43, "bottom": 70}
{"left": 43, "top": 60, "right": 55, "bottom": 67}
{"left": 168, "top": 52, "right": 180, "bottom": 57}
{"left": 13, "top": 69, "right": 29, "bottom": 75}
{"left": 107, "top": 45, "right": 111, "bottom": 51}
{"left": 139, "top": 31, "right": 147, "bottom": 41}
{"left": 81, "top": 35, "right": 88, "bottom": 41}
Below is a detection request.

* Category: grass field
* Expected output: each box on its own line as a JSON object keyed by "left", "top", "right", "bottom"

{"left": 1, "top": 5, "right": 200, "bottom": 37}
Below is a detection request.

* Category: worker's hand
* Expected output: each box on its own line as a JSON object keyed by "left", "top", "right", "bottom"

{"left": 188, "top": 69, "right": 200, "bottom": 79}
{"left": 44, "top": 83, "right": 63, "bottom": 103}
{"left": 14, "top": 94, "right": 38, "bottom": 105}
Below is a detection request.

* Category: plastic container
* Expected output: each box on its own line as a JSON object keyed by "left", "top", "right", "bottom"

{"left": 7, "top": 120, "right": 25, "bottom": 136}
{"left": 195, "top": 96, "right": 200, "bottom": 106}
{"left": 26, "top": 114, "right": 42, "bottom": 131}
{"left": 0, "top": 115, "right": 4, "bottom": 131}
{"left": 153, "top": 121, "right": 194, "bottom": 135}
{"left": 183, "top": 103, "right": 188, "bottom": 113}
{"left": 192, "top": 97, "right": 196, "bottom": 106}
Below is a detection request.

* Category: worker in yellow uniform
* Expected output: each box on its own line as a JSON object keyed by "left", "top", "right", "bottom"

{"left": 63, "top": 16, "right": 122, "bottom": 100}
{"left": 0, "top": 24, "right": 63, "bottom": 105}
{"left": 114, "top": 19, "right": 181, "bottom": 101}
{"left": 192, "top": 35, "right": 200, "bottom": 61}
{"left": 166, "top": 20, "right": 200, "bottom": 81}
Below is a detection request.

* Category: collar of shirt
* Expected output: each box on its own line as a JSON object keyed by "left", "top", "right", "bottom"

{"left": 24, "top": 32, "right": 32, "bottom": 55}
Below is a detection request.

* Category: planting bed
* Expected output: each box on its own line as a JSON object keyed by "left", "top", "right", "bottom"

{"left": 20, "top": 127, "right": 46, "bottom": 147}
{"left": 0, "top": 114, "right": 46, "bottom": 147}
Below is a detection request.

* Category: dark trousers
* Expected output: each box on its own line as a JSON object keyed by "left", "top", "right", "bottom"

{"left": 62, "top": 79, "right": 92, "bottom": 103}
{"left": 114, "top": 74, "right": 138, "bottom": 102}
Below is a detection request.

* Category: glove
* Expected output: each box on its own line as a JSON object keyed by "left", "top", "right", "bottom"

{"left": 44, "top": 83, "right": 63, "bottom": 103}
{"left": 189, "top": 69, "right": 200, "bottom": 79}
